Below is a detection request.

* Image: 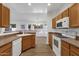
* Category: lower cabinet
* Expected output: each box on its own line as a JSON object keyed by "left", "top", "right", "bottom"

{"left": 22, "top": 36, "right": 31, "bottom": 51}
{"left": 70, "top": 45, "right": 79, "bottom": 56}
{"left": 61, "top": 40, "right": 79, "bottom": 56}
{"left": 61, "top": 40, "right": 70, "bottom": 56}
{"left": 31, "top": 35, "right": 35, "bottom": 48}
{"left": 48, "top": 32, "right": 53, "bottom": 48}
{"left": 0, "top": 43, "right": 12, "bottom": 56}
{"left": 22, "top": 35, "right": 35, "bottom": 52}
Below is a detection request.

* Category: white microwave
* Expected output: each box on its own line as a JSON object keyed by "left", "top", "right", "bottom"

{"left": 56, "top": 17, "right": 69, "bottom": 28}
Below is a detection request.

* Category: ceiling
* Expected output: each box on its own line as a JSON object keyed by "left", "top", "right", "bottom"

{"left": 4, "top": 3, "right": 73, "bottom": 24}
{"left": 4, "top": 3, "right": 48, "bottom": 13}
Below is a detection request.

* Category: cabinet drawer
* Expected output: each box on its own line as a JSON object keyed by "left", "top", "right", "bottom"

{"left": 70, "top": 45, "right": 79, "bottom": 55}
{"left": 61, "top": 40, "right": 69, "bottom": 49}
{"left": 0, "top": 43, "right": 11, "bottom": 53}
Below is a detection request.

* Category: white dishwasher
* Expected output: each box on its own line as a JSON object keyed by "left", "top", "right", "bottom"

{"left": 12, "top": 38, "right": 22, "bottom": 56}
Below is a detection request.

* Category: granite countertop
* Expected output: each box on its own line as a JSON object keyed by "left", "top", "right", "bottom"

{"left": 61, "top": 38, "right": 79, "bottom": 48}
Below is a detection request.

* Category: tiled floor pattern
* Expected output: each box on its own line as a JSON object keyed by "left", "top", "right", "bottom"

{"left": 21, "top": 37, "right": 55, "bottom": 56}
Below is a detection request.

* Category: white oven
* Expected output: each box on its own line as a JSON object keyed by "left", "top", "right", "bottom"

{"left": 56, "top": 17, "right": 69, "bottom": 28}
{"left": 53, "top": 35, "right": 61, "bottom": 56}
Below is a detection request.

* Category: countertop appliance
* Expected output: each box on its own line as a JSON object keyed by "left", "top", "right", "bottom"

{"left": 56, "top": 17, "right": 69, "bottom": 28}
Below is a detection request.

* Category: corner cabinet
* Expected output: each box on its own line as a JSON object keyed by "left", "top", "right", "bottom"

{"left": 22, "top": 35, "right": 35, "bottom": 52}
{"left": 0, "top": 4, "right": 10, "bottom": 28}
{"left": 69, "top": 4, "right": 79, "bottom": 28}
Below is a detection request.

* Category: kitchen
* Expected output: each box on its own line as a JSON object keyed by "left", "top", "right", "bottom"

{"left": 0, "top": 3, "right": 79, "bottom": 56}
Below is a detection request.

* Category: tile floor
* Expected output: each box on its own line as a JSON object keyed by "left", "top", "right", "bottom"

{"left": 21, "top": 37, "right": 55, "bottom": 56}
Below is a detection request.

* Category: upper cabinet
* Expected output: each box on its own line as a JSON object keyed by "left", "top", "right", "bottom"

{"left": 52, "top": 17, "right": 56, "bottom": 28}
{"left": 52, "top": 3, "right": 79, "bottom": 28}
{"left": 56, "top": 14, "right": 62, "bottom": 20}
{"left": 69, "top": 4, "right": 79, "bottom": 28}
{"left": 0, "top": 4, "right": 10, "bottom": 28}
{"left": 62, "top": 9, "right": 69, "bottom": 18}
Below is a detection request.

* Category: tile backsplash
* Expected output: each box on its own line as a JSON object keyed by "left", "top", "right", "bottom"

{"left": 52, "top": 28, "right": 79, "bottom": 38}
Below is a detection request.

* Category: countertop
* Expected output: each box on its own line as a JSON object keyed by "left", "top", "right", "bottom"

{"left": 53, "top": 33, "right": 79, "bottom": 48}
{"left": 17, "top": 34, "right": 34, "bottom": 37}
{"left": 0, "top": 33, "right": 35, "bottom": 47}
{"left": 61, "top": 37, "right": 79, "bottom": 48}
{"left": 0, "top": 35, "right": 19, "bottom": 47}
{"left": 0, "top": 32, "right": 19, "bottom": 37}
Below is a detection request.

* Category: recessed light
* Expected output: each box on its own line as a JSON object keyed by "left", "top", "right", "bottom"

{"left": 48, "top": 3, "right": 51, "bottom": 6}
{"left": 28, "top": 3, "right": 31, "bottom": 6}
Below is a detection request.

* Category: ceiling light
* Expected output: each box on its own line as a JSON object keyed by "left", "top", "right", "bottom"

{"left": 28, "top": 3, "right": 31, "bottom": 6}
{"left": 48, "top": 3, "right": 51, "bottom": 6}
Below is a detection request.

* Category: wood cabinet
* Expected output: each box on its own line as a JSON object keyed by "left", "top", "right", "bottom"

{"left": 48, "top": 32, "right": 53, "bottom": 48}
{"left": 0, "top": 43, "right": 12, "bottom": 56}
{"left": 52, "top": 18, "right": 56, "bottom": 28}
{"left": 70, "top": 45, "right": 79, "bottom": 56}
{"left": 22, "top": 35, "right": 35, "bottom": 52}
{"left": 22, "top": 36, "right": 31, "bottom": 52}
{"left": 51, "top": 3, "right": 79, "bottom": 28}
{"left": 61, "top": 40, "right": 70, "bottom": 56}
{"left": 56, "top": 14, "right": 62, "bottom": 20}
{"left": 61, "top": 40, "right": 79, "bottom": 56}
{"left": 62, "top": 9, "right": 69, "bottom": 18}
{"left": 31, "top": 35, "right": 35, "bottom": 48}
{"left": 0, "top": 3, "right": 10, "bottom": 28}
{"left": 69, "top": 4, "right": 79, "bottom": 28}
{"left": 52, "top": 14, "right": 62, "bottom": 28}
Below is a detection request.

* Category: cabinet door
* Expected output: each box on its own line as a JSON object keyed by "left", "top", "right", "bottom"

{"left": 5, "top": 7, "right": 10, "bottom": 27}
{"left": 48, "top": 33, "right": 52, "bottom": 48}
{"left": 0, "top": 43, "right": 12, "bottom": 56}
{"left": 61, "top": 47, "right": 70, "bottom": 56}
{"left": 22, "top": 36, "right": 31, "bottom": 52}
{"left": 61, "top": 40, "right": 70, "bottom": 56}
{"left": 70, "top": 51, "right": 78, "bottom": 56}
{"left": 0, "top": 4, "right": 2, "bottom": 26}
{"left": 31, "top": 35, "right": 35, "bottom": 48}
{"left": 52, "top": 18, "right": 56, "bottom": 28}
{"left": 56, "top": 14, "right": 62, "bottom": 21}
{"left": 2, "top": 5, "right": 7, "bottom": 27}
{"left": 62, "top": 9, "right": 69, "bottom": 18}
{"left": 69, "top": 4, "right": 79, "bottom": 27}
{"left": 70, "top": 45, "right": 79, "bottom": 56}
{"left": 0, "top": 4, "right": 10, "bottom": 27}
